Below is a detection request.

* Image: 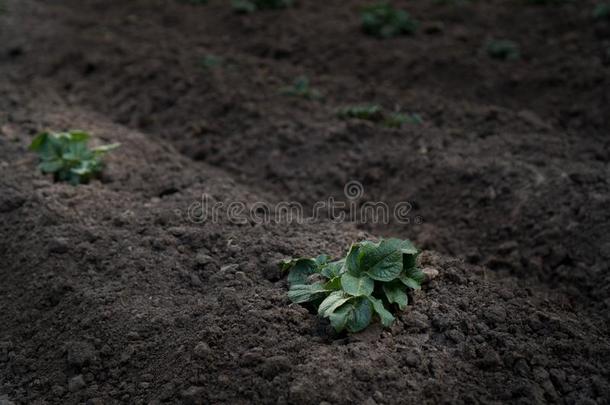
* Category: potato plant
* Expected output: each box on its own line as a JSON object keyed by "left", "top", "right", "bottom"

{"left": 282, "top": 239, "right": 425, "bottom": 333}
{"left": 361, "top": 3, "right": 418, "bottom": 38}
{"left": 29, "top": 130, "right": 119, "bottom": 185}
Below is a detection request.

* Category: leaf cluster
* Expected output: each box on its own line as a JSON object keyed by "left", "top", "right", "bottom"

{"left": 280, "top": 76, "right": 321, "bottom": 100}
{"left": 232, "top": 0, "right": 292, "bottom": 13}
{"left": 282, "top": 239, "right": 424, "bottom": 333}
{"left": 29, "top": 131, "right": 120, "bottom": 185}
{"left": 361, "top": 3, "right": 418, "bottom": 38}
{"left": 338, "top": 105, "right": 422, "bottom": 128}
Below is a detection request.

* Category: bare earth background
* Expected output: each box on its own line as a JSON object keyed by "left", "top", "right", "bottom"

{"left": 0, "top": 0, "right": 609, "bottom": 404}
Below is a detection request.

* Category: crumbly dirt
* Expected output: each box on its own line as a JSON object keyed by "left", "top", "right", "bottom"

{"left": 0, "top": 0, "right": 609, "bottom": 404}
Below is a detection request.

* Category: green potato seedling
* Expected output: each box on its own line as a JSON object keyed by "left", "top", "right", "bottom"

{"left": 361, "top": 3, "right": 418, "bottom": 38}
{"left": 29, "top": 130, "right": 120, "bottom": 185}
{"left": 281, "top": 238, "right": 425, "bottom": 333}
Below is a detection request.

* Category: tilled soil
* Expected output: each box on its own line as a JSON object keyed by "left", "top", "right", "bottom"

{"left": 1, "top": 1, "right": 609, "bottom": 404}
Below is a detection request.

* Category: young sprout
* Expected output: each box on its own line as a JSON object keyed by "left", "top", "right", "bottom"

{"left": 361, "top": 3, "right": 418, "bottom": 38}
{"left": 337, "top": 105, "right": 384, "bottom": 122}
{"left": 281, "top": 239, "right": 425, "bottom": 333}
{"left": 29, "top": 130, "right": 120, "bottom": 185}
{"left": 384, "top": 112, "right": 423, "bottom": 128}
{"left": 280, "top": 76, "right": 321, "bottom": 100}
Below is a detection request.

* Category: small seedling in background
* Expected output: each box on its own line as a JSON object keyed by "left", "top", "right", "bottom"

{"left": 593, "top": 3, "right": 610, "bottom": 20}
{"left": 486, "top": 39, "right": 520, "bottom": 60}
{"left": 200, "top": 54, "right": 224, "bottom": 70}
{"left": 232, "top": 0, "right": 292, "bottom": 13}
{"left": 384, "top": 112, "right": 423, "bottom": 128}
{"left": 280, "top": 76, "right": 321, "bottom": 100}
{"left": 337, "top": 105, "right": 384, "bottom": 122}
{"left": 29, "top": 131, "right": 120, "bottom": 185}
{"left": 361, "top": 3, "right": 418, "bottom": 38}
{"left": 281, "top": 239, "right": 425, "bottom": 333}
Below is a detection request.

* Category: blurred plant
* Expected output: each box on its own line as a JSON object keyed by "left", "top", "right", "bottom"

{"left": 338, "top": 105, "right": 384, "bottom": 121}
{"left": 361, "top": 3, "right": 418, "bottom": 38}
{"left": 280, "top": 76, "right": 321, "bottom": 100}
{"left": 232, "top": 0, "right": 292, "bottom": 13}
{"left": 29, "top": 131, "right": 119, "bottom": 185}
{"left": 383, "top": 112, "right": 423, "bottom": 128}
{"left": 486, "top": 39, "right": 520, "bottom": 60}
{"left": 200, "top": 54, "right": 224, "bottom": 70}
{"left": 593, "top": 3, "right": 610, "bottom": 20}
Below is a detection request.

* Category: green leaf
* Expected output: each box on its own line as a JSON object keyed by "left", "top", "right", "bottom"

{"left": 283, "top": 258, "right": 318, "bottom": 286}
{"left": 382, "top": 280, "right": 408, "bottom": 310}
{"left": 340, "top": 273, "right": 374, "bottom": 297}
{"left": 368, "top": 296, "right": 395, "bottom": 327}
{"left": 29, "top": 132, "right": 49, "bottom": 151}
{"left": 320, "top": 259, "right": 344, "bottom": 279}
{"left": 327, "top": 297, "right": 373, "bottom": 333}
{"left": 404, "top": 266, "right": 425, "bottom": 285}
{"left": 323, "top": 276, "right": 342, "bottom": 290}
{"left": 328, "top": 303, "right": 350, "bottom": 332}
{"left": 345, "top": 243, "right": 362, "bottom": 275}
{"left": 67, "top": 130, "right": 90, "bottom": 142}
{"left": 361, "top": 239, "right": 410, "bottom": 281}
{"left": 399, "top": 239, "right": 418, "bottom": 255}
{"left": 91, "top": 143, "right": 121, "bottom": 155}
{"left": 347, "top": 297, "right": 373, "bottom": 332}
{"left": 38, "top": 160, "right": 63, "bottom": 173}
{"left": 399, "top": 275, "right": 420, "bottom": 290}
{"left": 318, "top": 291, "right": 352, "bottom": 317}
{"left": 314, "top": 254, "right": 329, "bottom": 266}
{"left": 287, "top": 283, "right": 329, "bottom": 304}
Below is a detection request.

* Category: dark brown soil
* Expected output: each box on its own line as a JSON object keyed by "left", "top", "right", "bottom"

{"left": 1, "top": 0, "right": 609, "bottom": 404}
